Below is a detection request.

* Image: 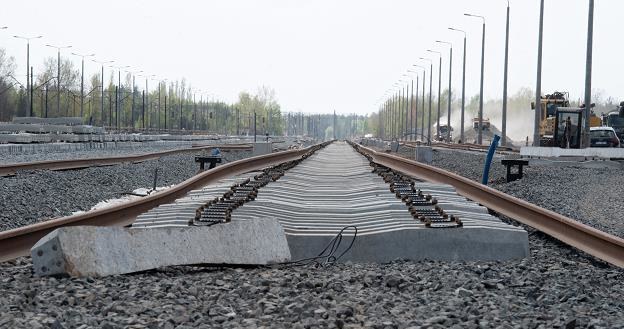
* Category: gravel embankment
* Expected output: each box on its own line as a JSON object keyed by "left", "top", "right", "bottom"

{"left": 0, "top": 150, "right": 251, "bottom": 231}
{"left": 0, "top": 143, "right": 198, "bottom": 165}
{"left": 419, "top": 147, "right": 624, "bottom": 239}
{"left": 0, "top": 143, "right": 622, "bottom": 328}
{"left": 0, "top": 240, "right": 622, "bottom": 328}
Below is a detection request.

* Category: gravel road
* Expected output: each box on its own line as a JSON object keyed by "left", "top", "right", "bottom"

{"left": 0, "top": 150, "right": 251, "bottom": 232}
{"left": 0, "top": 142, "right": 622, "bottom": 328}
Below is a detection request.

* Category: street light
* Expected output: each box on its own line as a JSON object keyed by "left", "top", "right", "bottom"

{"left": 150, "top": 76, "right": 164, "bottom": 131}
{"left": 46, "top": 44, "right": 72, "bottom": 117}
{"left": 110, "top": 64, "right": 130, "bottom": 129}
{"left": 465, "top": 13, "right": 486, "bottom": 145}
{"left": 534, "top": 0, "right": 544, "bottom": 146}
{"left": 583, "top": 0, "right": 595, "bottom": 148}
{"left": 436, "top": 40, "right": 453, "bottom": 142}
{"left": 404, "top": 71, "right": 421, "bottom": 141}
{"left": 449, "top": 27, "right": 467, "bottom": 144}
{"left": 502, "top": 1, "right": 510, "bottom": 146}
{"left": 411, "top": 66, "right": 427, "bottom": 143}
{"left": 125, "top": 69, "right": 143, "bottom": 130}
{"left": 14, "top": 35, "right": 42, "bottom": 117}
{"left": 92, "top": 59, "right": 114, "bottom": 127}
{"left": 71, "top": 52, "right": 95, "bottom": 118}
{"left": 427, "top": 49, "right": 442, "bottom": 140}
{"left": 418, "top": 58, "right": 434, "bottom": 144}
{"left": 137, "top": 73, "right": 156, "bottom": 130}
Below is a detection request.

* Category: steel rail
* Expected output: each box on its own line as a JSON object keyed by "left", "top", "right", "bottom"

{"left": 0, "top": 143, "right": 325, "bottom": 262}
{"left": 354, "top": 142, "right": 624, "bottom": 268}
{"left": 403, "top": 141, "right": 518, "bottom": 153}
{"left": 0, "top": 144, "right": 252, "bottom": 176}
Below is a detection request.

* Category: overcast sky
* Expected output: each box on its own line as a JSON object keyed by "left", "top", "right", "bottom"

{"left": 1, "top": 0, "right": 622, "bottom": 115}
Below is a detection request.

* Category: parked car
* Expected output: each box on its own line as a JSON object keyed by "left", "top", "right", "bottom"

{"left": 590, "top": 127, "right": 620, "bottom": 147}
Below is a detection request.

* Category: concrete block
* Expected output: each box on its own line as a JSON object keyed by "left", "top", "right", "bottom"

{"left": 31, "top": 218, "right": 290, "bottom": 277}
{"left": 253, "top": 142, "right": 273, "bottom": 156}
{"left": 390, "top": 141, "right": 400, "bottom": 152}
{"left": 414, "top": 145, "right": 433, "bottom": 164}
{"left": 521, "top": 146, "right": 624, "bottom": 159}
{"left": 287, "top": 227, "right": 528, "bottom": 263}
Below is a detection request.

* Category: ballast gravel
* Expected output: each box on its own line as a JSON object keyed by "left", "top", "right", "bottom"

{"left": 0, "top": 143, "right": 198, "bottom": 165}
{"left": 0, "top": 143, "right": 622, "bottom": 328}
{"left": 425, "top": 147, "right": 624, "bottom": 239}
{"left": 0, "top": 241, "right": 621, "bottom": 328}
{"left": 0, "top": 150, "right": 251, "bottom": 232}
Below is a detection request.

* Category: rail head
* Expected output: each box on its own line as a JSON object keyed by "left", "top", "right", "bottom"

{"left": 353, "top": 142, "right": 624, "bottom": 268}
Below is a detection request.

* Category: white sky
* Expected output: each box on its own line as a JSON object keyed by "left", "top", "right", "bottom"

{"left": 1, "top": 0, "right": 622, "bottom": 115}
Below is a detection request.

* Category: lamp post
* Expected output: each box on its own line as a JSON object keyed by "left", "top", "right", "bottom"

{"left": 426, "top": 50, "right": 442, "bottom": 140}
{"left": 45, "top": 44, "right": 72, "bottom": 117}
{"left": 419, "top": 58, "right": 434, "bottom": 144}
{"left": 449, "top": 28, "right": 467, "bottom": 144}
{"left": 583, "top": 0, "right": 594, "bottom": 148}
{"left": 502, "top": 0, "right": 510, "bottom": 146}
{"left": 534, "top": 0, "right": 545, "bottom": 146}
{"left": 14, "top": 35, "right": 42, "bottom": 117}
{"left": 71, "top": 52, "right": 95, "bottom": 118}
{"left": 412, "top": 65, "right": 427, "bottom": 142}
{"left": 92, "top": 59, "right": 113, "bottom": 127}
{"left": 110, "top": 65, "right": 130, "bottom": 129}
{"left": 125, "top": 69, "right": 143, "bottom": 130}
{"left": 405, "top": 71, "right": 421, "bottom": 141}
{"left": 436, "top": 40, "right": 453, "bottom": 142}
{"left": 465, "top": 13, "right": 486, "bottom": 145}
{"left": 137, "top": 74, "right": 156, "bottom": 130}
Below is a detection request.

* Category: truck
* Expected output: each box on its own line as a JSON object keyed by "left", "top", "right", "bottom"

{"left": 603, "top": 102, "right": 624, "bottom": 142}
{"left": 472, "top": 117, "right": 490, "bottom": 130}
{"left": 437, "top": 124, "right": 453, "bottom": 142}
{"left": 531, "top": 91, "right": 600, "bottom": 148}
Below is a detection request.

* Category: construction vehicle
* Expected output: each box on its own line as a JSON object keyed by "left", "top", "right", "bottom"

{"left": 437, "top": 124, "right": 453, "bottom": 142}
{"left": 472, "top": 117, "right": 490, "bottom": 130}
{"left": 603, "top": 101, "right": 624, "bottom": 142}
{"left": 531, "top": 91, "right": 600, "bottom": 148}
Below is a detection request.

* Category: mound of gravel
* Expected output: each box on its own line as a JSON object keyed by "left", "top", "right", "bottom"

{"left": 0, "top": 143, "right": 198, "bottom": 166}
{"left": 0, "top": 235, "right": 622, "bottom": 329}
{"left": 0, "top": 150, "right": 251, "bottom": 232}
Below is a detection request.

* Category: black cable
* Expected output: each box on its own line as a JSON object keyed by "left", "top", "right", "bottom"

{"left": 280, "top": 225, "right": 358, "bottom": 267}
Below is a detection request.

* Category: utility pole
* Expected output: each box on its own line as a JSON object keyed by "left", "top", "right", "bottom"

{"left": 71, "top": 52, "right": 95, "bottom": 119}
{"left": 583, "top": 0, "right": 594, "bottom": 148}
{"left": 502, "top": 1, "right": 510, "bottom": 146}
{"left": 14, "top": 35, "right": 42, "bottom": 117}
{"left": 449, "top": 28, "right": 467, "bottom": 143}
{"left": 94, "top": 60, "right": 114, "bottom": 127}
{"left": 465, "top": 13, "right": 486, "bottom": 144}
{"left": 333, "top": 110, "right": 337, "bottom": 140}
{"left": 436, "top": 40, "right": 453, "bottom": 142}
{"left": 534, "top": 0, "right": 545, "bottom": 146}
{"left": 427, "top": 50, "right": 442, "bottom": 140}
{"left": 46, "top": 44, "right": 72, "bottom": 117}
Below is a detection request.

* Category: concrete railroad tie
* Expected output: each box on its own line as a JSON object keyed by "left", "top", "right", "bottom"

{"left": 132, "top": 142, "right": 528, "bottom": 263}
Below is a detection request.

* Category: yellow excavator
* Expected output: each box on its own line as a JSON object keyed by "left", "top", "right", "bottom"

{"left": 531, "top": 91, "right": 601, "bottom": 148}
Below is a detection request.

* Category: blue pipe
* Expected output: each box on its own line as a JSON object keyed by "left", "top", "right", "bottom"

{"left": 482, "top": 134, "right": 501, "bottom": 185}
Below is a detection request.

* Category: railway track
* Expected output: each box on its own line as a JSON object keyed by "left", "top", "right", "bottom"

{"left": 406, "top": 141, "right": 519, "bottom": 154}
{"left": 0, "top": 140, "right": 622, "bottom": 268}
{"left": 0, "top": 143, "right": 252, "bottom": 176}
